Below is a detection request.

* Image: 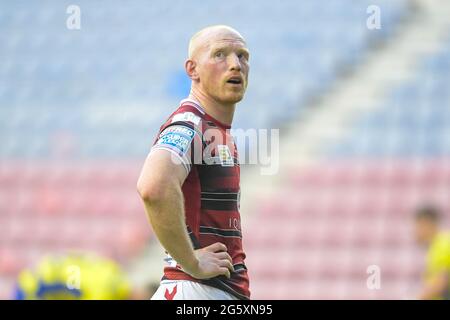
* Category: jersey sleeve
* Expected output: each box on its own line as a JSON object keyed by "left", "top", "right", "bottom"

{"left": 150, "top": 108, "right": 204, "bottom": 175}
{"left": 150, "top": 124, "right": 197, "bottom": 174}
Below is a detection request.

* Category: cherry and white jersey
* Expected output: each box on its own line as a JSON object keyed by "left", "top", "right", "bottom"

{"left": 150, "top": 98, "right": 250, "bottom": 300}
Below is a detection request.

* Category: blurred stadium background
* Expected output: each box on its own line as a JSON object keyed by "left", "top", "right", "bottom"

{"left": 1, "top": 0, "right": 449, "bottom": 299}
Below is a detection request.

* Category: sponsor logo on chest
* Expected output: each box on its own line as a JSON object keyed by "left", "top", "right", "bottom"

{"left": 217, "top": 145, "right": 234, "bottom": 167}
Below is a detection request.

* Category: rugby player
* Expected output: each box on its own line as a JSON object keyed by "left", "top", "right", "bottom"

{"left": 414, "top": 205, "right": 450, "bottom": 300}
{"left": 137, "top": 25, "right": 250, "bottom": 300}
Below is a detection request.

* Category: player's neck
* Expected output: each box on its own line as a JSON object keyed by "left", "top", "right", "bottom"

{"left": 188, "top": 92, "right": 235, "bottom": 126}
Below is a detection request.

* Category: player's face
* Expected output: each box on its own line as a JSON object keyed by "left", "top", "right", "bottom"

{"left": 198, "top": 35, "right": 249, "bottom": 104}
{"left": 414, "top": 218, "right": 434, "bottom": 246}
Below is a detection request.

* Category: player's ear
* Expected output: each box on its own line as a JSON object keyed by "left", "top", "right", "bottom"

{"left": 185, "top": 59, "right": 199, "bottom": 81}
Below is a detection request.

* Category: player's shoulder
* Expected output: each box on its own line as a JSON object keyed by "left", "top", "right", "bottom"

{"left": 166, "top": 99, "right": 206, "bottom": 128}
{"left": 151, "top": 99, "right": 206, "bottom": 173}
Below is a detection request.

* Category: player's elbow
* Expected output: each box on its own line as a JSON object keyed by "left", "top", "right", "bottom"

{"left": 137, "top": 179, "right": 158, "bottom": 203}
{"left": 137, "top": 175, "right": 173, "bottom": 204}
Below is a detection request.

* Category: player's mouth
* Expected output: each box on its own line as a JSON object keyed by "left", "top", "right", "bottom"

{"left": 226, "top": 76, "right": 243, "bottom": 86}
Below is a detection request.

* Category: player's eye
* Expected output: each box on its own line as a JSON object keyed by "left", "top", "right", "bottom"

{"left": 238, "top": 52, "right": 249, "bottom": 61}
{"left": 214, "top": 51, "right": 225, "bottom": 59}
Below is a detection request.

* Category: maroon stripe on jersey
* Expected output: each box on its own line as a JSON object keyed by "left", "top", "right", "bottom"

{"left": 199, "top": 226, "right": 242, "bottom": 238}
{"left": 200, "top": 176, "right": 229, "bottom": 190}
{"left": 201, "top": 191, "right": 239, "bottom": 200}
{"left": 200, "top": 190, "right": 239, "bottom": 211}
{"left": 201, "top": 200, "right": 238, "bottom": 211}
{"left": 198, "top": 164, "right": 237, "bottom": 177}
{"left": 199, "top": 209, "right": 242, "bottom": 226}
{"left": 200, "top": 188, "right": 239, "bottom": 194}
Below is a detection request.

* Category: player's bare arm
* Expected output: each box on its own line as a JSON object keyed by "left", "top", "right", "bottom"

{"left": 137, "top": 149, "right": 234, "bottom": 279}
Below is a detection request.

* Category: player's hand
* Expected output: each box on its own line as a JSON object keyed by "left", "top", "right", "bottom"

{"left": 184, "top": 242, "right": 234, "bottom": 280}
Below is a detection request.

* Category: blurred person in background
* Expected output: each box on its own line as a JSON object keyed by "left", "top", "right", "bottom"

{"left": 13, "top": 253, "right": 131, "bottom": 300}
{"left": 414, "top": 205, "right": 450, "bottom": 300}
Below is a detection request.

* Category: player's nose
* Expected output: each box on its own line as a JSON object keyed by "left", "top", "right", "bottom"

{"left": 228, "top": 53, "right": 241, "bottom": 72}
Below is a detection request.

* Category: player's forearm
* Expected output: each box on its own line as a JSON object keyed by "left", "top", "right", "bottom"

{"left": 140, "top": 183, "right": 198, "bottom": 273}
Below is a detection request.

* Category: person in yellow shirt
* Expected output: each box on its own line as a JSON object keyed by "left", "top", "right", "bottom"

{"left": 14, "top": 252, "right": 131, "bottom": 300}
{"left": 414, "top": 205, "right": 450, "bottom": 300}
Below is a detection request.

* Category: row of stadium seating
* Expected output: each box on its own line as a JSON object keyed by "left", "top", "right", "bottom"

{"left": 0, "top": 0, "right": 410, "bottom": 159}
{"left": 0, "top": 162, "right": 144, "bottom": 217}
{"left": 245, "top": 27, "right": 450, "bottom": 298}
{"left": 0, "top": 0, "right": 412, "bottom": 299}
{"left": 329, "top": 36, "right": 450, "bottom": 157}
{"left": 246, "top": 160, "right": 448, "bottom": 299}
{"left": 0, "top": 161, "right": 149, "bottom": 297}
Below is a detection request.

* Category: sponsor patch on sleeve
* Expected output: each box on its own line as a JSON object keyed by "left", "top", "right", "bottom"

{"left": 154, "top": 125, "right": 196, "bottom": 156}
